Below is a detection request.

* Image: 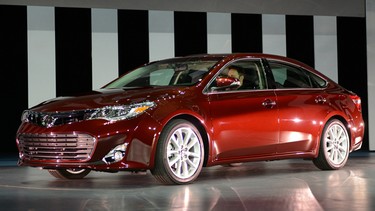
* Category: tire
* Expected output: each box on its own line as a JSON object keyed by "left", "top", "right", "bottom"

{"left": 48, "top": 168, "right": 91, "bottom": 179}
{"left": 151, "top": 119, "right": 204, "bottom": 185}
{"left": 313, "top": 119, "right": 350, "bottom": 170}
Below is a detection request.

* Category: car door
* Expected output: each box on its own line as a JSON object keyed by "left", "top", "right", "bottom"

{"left": 206, "top": 59, "right": 279, "bottom": 162}
{"left": 266, "top": 60, "right": 331, "bottom": 154}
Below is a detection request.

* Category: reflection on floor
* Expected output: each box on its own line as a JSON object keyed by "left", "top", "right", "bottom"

{"left": 0, "top": 151, "right": 374, "bottom": 211}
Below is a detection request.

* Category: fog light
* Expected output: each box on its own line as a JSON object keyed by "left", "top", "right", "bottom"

{"left": 102, "top": 143, "right": 128, "bottom": 164}
{"left": 114, "top": 151, "right": 123, "bottom": 161}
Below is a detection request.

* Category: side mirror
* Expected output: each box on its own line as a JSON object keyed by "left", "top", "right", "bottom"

{"left": 211, "top": 76, "right": 241, "bottom": 91}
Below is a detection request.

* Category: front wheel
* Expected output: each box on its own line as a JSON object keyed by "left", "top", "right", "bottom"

{"left": 151, "top": 119, "right": 204, "bottom": 185}
{"left": 48, "top": 168, "right": 91, "bottom": 179}
{"left": 313, "top": 119, "right": 350, "bottom": 170}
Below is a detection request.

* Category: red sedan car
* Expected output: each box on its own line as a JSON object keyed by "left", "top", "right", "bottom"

{"left": 16, "top": 53, "right": 364, "bottom": 185}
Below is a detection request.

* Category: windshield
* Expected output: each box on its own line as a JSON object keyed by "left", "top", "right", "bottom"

{"left": 103, "top": 58, "right": 221, "bottom": 88}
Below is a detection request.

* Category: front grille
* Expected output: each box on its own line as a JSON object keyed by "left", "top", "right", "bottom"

{"left": 23, "top": 110, "right": 91, "bottom": 128}
{"left": 17, "top": 133, "right": 96, "bottom": 161}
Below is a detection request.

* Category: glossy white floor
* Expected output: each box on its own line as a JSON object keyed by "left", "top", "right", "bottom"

{"left": 0, "top": 152, "right": 374, "bottom": 211}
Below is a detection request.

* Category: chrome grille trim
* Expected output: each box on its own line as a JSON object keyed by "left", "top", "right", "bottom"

{"left": 17, "top": 133, "right": 96, "bottom": 161}
{"left": 22, "top": 110, "right": 91, "bottom": 128}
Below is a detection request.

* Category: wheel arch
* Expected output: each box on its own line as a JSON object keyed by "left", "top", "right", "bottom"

{"left": 169, "top": 114, "right": 210, "bottom": 167}
{"left": 149, "top": 114, "right": 210, "bottom": 169}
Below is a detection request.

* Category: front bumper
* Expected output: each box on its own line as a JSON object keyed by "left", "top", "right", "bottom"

{"left": 16, "top": 116, "right": 161, "bottom": 171}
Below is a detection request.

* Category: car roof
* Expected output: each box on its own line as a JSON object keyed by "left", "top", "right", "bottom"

{"left": 181, "top": 53, "right": 313, "bottom": 69}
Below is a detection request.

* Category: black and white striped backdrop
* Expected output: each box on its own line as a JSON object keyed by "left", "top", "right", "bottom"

{"left": 0, "top": 5, "right": 369, "bottom": 153}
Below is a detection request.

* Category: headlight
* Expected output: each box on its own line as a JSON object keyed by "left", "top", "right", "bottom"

{"left": 86, "top": 101, "right": 155, "bottom": 121}
{"left": 21, "top": 101, "right": 156, "bottom": 128}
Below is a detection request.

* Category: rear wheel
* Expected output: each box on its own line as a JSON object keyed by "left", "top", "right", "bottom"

{"left": 313, "top": 119, "right": 350, "bottom": 170}
{"left": 48, "top": 168, "right": 91, "bottom": 179}
{"left": 151, "top": 119, "right": 204, "bottom": 185}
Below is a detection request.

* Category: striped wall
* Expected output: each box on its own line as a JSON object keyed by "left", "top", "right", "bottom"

{"left": 1, "top": 5, "right": 369, "bottom": 153}
{"left": 367, "top": 0, "right": 375, "bottom": 151}
{"left": 1, "top": 6, "right": 28, "bottom": 154}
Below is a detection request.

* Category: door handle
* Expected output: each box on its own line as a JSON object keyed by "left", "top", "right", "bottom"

{"left": 262, "top": 99, "right": 276, "bottom": 108}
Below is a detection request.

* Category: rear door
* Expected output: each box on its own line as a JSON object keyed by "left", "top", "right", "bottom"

{"left": 265, "top": 60, "right": 331, "bottom": 154}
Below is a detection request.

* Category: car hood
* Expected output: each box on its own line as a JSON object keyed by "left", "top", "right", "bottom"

{"left": 30, "top": 86, "right": 190, "bottom": 112}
